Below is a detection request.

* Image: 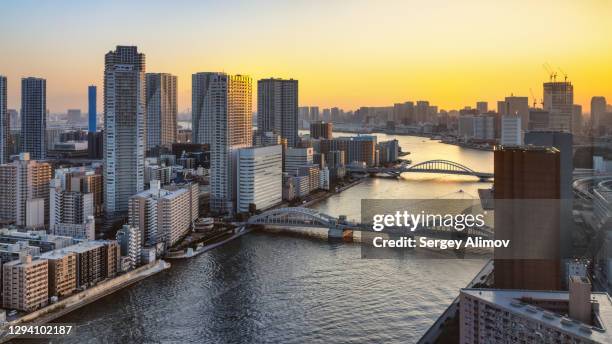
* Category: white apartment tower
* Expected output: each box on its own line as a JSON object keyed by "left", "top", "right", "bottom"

{"left": 128, "top": 181, "right": 199, "bottom": 248}
{"left": 237, "top": 145, "right": 283, "bottom": 213}
{"left": 146, "top": 73, "right": 177, "bottom": 149}
{"left": 104, "top": 46, "right": 146, "bottom": 214}
{"left": 0, "top": 76, "right": 8, "bottom": 164}
{"left": 21, "top": 77, "right": 47, "bottom": 160}
{"left": 208, "top": 74, "right": 253, "bottom": 215}
{"left": 257, "top": 78, "right": 299, "bottom": 147}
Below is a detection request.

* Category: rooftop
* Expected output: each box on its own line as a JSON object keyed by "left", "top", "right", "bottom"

{"left": 461, "top": 288, "right": 612, "bottom": 342}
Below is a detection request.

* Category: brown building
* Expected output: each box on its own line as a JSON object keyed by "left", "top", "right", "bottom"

{"left": 40, "top": 250, "right": 77, "bottom": 297}
{"left": 64, "top": 170, "right": 103, "bottom": 217}
{"left": 310, "top": 121, "right": 333, "bottom": 140}
{"left": 320, "top": 136, "right": 376, "bottom": 167}
{"left": 65, "top": 240, "right": 119, "bottom": 288}
{"left": 494, "top": 145, "right": 561, "bottom": 291}
{"left": 2, "top": 255, "right": 49, "bottom": 312}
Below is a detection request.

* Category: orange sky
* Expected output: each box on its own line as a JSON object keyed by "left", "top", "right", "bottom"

{"left": 1, "top": 0, "right": 611, "bottom": 114}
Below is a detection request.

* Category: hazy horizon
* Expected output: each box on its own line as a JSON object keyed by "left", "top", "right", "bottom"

{"left": 1, "top": 0, "right": 611, "bottom": 113}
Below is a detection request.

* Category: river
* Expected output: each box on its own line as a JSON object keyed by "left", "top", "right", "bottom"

{"left": 21, "top": 133, "right": 493, "bottom": 344}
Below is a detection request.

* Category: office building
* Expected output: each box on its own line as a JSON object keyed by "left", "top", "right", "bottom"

{"left": 310, "top": 121, "right": 333, "bottom": 140}
{"left": 459, "top": 284, "right": 612, "bottom": 344}
{"left": 257, "top": 78, "right": 298, "bottom": 147}
{"left": 591, "top": 96, "right": 607, "bottom": 129}
{"left": 146, "top": 73, "right": 177, "bottom": 149}
{"left": 208, "top": 74, "right": 252, "bottom": 214}
{"left": 2, "top": 255, "right": 48, "bottom": 312}
{"left": 0, "top": 76, "right": 8, "bottom": 164}
{"left": 65, "top": 240, "right": 119, "bottom": 288}
{"left": 40, "top": 250, "right": 77, "bottom": 297}
{"left": 500, "top": 115, "right": 522, "bottom": 146}
{"left": 103, "top": 45, "right": 146, "bottom": 214}
{"left": 129, "top": 181, "right": 198, "bottom": 248}
{"left": 88, "top": 85, "right": 97, "bottom": 133}
{"left": 494, "top": 146, "right": 561, "bottom": 290}
{"left": 21, "top": 77, "right": 47, "bottom": 160}
{"left": 116, "top": 224, "right": 142, "bottom": 271}
{"left": 498, "top": 96, "right": 529, "bottom": 130}
{"left": 237, "top": 145, "right": 282, "bottom": 213}
{"left": 544, "top": 81, "right": 573, "bottom": 132}
{"left": 284, "top": 147, "right": 313, "bottom": 175}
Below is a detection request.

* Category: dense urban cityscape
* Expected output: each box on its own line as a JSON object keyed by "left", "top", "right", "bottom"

{"left": 1, "top": 1, "right": 612, "bottom": 343}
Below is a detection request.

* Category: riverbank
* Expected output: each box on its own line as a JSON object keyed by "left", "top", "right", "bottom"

{"left": 0, "top": 259, "right": 170, "bottom": 343}
{"left": 302, "top": 177, "right": 366, "bottom": 208}
{"left": 165, "top": 227, "right": 252, "bottom": 259}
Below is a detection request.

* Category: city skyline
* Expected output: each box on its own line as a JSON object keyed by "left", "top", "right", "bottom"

{"left": 1, "top": 1, "right": 612, "bottom": 113}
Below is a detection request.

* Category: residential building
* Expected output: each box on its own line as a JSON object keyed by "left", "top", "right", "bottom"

{"left": 116, "top": 224, "right": 142, "bottom": 271}
{"left": 0, "top": 153, "right": 52, "bottom": 227}
{"left": 64, "top": 240, "right": 120, "bottom": 288}
{"left": 40, "top": 250, "right": 77, "bottom": 297}
{"left": 237, "top": 145, "right": 282, "bottom": 213}
{"left": 146, "top": 73, "right": 177, "bottom": 149}
{"left": 476, "top": 101, "right": 488, "bottom": 114}
{"left": 129, "top": 181, "right": 198, "bottom": 248}
{"left": 0, "top": 76, "right": 8, "bottom": 164}
{"left": 21, "top": 77, "right": 47, "bottom": 160}
{"left": 257, "top": 78, "right": 298, "bottom": 147}
{"left": 192, "top": 72, "right": 216, "bottom": 145}
{"left": 459, "top": 284, "right": 612, "bottom": 344}
{"left": 103, "top": 45, "right": 146, "bottom": 214}
{"left": 2, "top": 255, "right": 48, "bottom": 312}
{"left": 208, "top": 74, "right": 253, "bottom": 214}
{"left": 310, "top": 121, "right": 333, "bottom": 140}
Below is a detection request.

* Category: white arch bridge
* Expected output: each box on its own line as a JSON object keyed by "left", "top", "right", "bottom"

{"left": 346, "top": 159, "right": 493, "bottom": 180}
{"left": 247, "top": 207, "right": 493, "bottom": 239}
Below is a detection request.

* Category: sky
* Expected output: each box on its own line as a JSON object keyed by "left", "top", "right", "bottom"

{"left": 1, "top": 0, "right": 611, "bottom": 114}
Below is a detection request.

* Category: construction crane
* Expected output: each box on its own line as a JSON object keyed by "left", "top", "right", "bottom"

{"left": 558, "top": 67, "right": 568, "bottom": 82}
{"left": 529, "top": 88, "right": 537, "bottom": 108}
{"left": 543, "top": 63, "right": 557, "bottom": 82}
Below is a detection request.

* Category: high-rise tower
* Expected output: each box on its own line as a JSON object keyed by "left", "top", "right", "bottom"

{"left": 209, "top": 73, "right": 252, "bottom": 214}
{"left": 257, "top": 78, "right": 298, "bottom": 147}
{"left": 21, "top": 77, "right": 46, "bottom": 160}
{"left": 192, "top": 72, "right": 216, "bottom": 145}
{"left": 146, "top": 73, "right": 177, "bottom": 149}
{"left": 0, "top": 76, "right": 8, "bottom": 164}
{"left": 88, "top": 86, "right": 97, "bottom": 133}
{"left": 103, "top": 46, "right": 146, "bottom": 214}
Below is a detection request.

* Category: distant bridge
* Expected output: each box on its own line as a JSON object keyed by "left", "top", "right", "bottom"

{"left": 346, "top": 159, "right": 493, "bottom": 180}
{"left": 247, "top": 207, "right": 493, "bottom": 239}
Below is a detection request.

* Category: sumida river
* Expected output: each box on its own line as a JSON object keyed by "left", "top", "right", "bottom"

{"left": 26, "top": 133, "right": 493, "bottom": 344}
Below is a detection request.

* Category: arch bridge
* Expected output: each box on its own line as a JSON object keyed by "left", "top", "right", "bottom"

{"left": 347, "top": 159, "right": 493, "bottom": 180}
{"left": 247, "top": 207, "right": 493, "bottom": 239}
